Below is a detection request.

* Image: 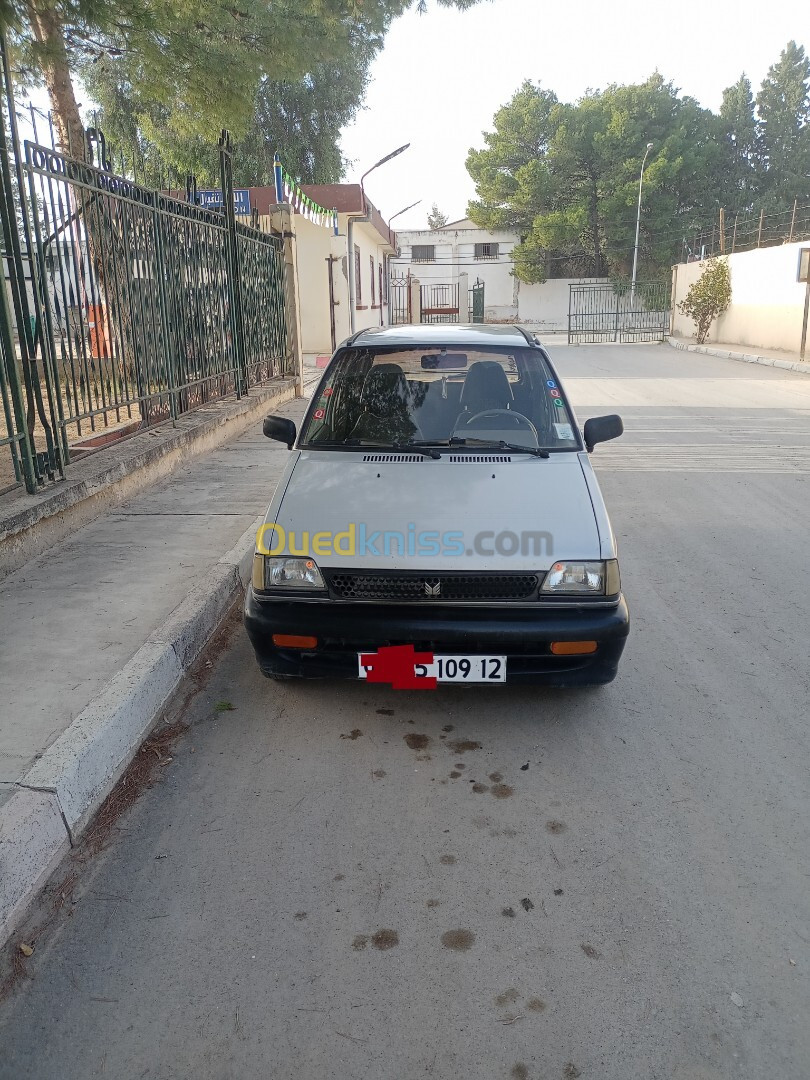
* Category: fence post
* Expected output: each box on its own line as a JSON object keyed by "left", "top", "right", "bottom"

{"left": 409, "top": 276, "right": 421, "bottom": 324}
{"left": 789, "top": 199, "right": 797, "bottom": 243}
{"left": 458, "top": 271, "right": 470, "bottom": 321}
{"left": 219, "top": 129, "right": 247, "bottom": 396}
{"left": 757, "top": 209, "right": 764, "bottom": 248}
{"left": 731, "top": 214, "right": 738, "bottom": 253}
{"left": 719, "top": 208, "right": 725, "bottom": 254}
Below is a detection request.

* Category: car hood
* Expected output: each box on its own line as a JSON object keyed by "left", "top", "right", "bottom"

{"left": 264, "top": 450, "right": 601, "bottom": 571}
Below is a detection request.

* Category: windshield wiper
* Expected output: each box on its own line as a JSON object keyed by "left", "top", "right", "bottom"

{"left": 449, "top": 437, "right": 550, "bottom": 458}
{"left": 345, "top": 439, "right": 441, "bottom": 459}
{"left": 301, "top": 440, "right": 440, "bottom": 458}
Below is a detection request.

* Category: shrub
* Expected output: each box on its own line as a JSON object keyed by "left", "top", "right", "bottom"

{"left": 678, "top": 258, "right": 732, "bottom": 344}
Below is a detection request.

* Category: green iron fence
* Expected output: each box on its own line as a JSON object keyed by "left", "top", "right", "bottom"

{"left": 0, "top": 36, "right": 291, "bottom": 495}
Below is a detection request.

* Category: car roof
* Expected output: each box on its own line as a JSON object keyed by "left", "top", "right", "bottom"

{"left": 348, "top": 323, "right": 536, "bottom": 349}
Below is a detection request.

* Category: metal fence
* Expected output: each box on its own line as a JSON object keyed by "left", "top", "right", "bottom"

{"left": 568, "top": 282, "right": 670, "bottom": 344}
{"left": 0, "top": 37, "right": 291, "bottom": 495}
{"left": 684, "top": 201, "right": 810, "bottom": 262}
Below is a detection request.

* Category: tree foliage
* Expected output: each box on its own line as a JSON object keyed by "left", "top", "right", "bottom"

{"left": 81, "top": 38, "right": 379, "bottom": 186}
{"left": 427, "top": 203, "right": 448, "bottom": 229}
{"left": 678, "top": 258, "right": 731, "bottom": 343}
{"left": 3, "top": 0, "right": 483, "bottom": 169}
{"left": 468, "top": 75, "right": 729, "bottom": 282}
{"left": 720, "top": 75, "right": 758, "bottom": 206}
{"left": 467, "top": 42, "right": 810, "bottom": 284}
{"left": 756, "top": 41, "right": 810, "bottom": 209}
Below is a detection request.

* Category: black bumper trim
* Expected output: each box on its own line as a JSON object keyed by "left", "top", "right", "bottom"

{"left": 244, "top": 589, "right": 629, "bottom": 685}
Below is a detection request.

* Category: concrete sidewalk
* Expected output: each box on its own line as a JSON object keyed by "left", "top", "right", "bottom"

{"left": 0, "top": 387, "right": 315, "bottom": 941}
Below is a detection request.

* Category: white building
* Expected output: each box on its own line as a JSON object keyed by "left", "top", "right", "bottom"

{"left": 391, "top": 218, "right": 607, "bottom": 332}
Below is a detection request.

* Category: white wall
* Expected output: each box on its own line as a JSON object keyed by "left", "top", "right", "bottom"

{"left": 517, "top": 278, "right": 608, "bottom": 332}
{"left": 671, "top": 242, "right": 809, "bottom": 354}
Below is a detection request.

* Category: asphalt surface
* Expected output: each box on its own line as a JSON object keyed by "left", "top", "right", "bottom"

{"left": 2, "top": 342, "right": 810, "bottom": 1080}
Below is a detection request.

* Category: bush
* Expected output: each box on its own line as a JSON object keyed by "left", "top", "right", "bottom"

{"left": 678, "top": 258, "right": 732, "bottom": 344}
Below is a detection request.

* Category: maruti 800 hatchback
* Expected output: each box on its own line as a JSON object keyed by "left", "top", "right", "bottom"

{"left": 245, "top": 324, "right": 629, "bottom": 686}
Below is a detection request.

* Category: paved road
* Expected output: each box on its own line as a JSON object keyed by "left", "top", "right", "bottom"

{"left": 2, "top": 343, "right": 810, "bottom": 1080}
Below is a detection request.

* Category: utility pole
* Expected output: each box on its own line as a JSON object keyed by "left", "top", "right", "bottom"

{"left": 631, "top": 142, "right": 653, "bottom": 304}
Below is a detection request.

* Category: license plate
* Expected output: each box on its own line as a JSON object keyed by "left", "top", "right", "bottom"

{"left": 358, "top": 653, "right": 506, "bottom": 683}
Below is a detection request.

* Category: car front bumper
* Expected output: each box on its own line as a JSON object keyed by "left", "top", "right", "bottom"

{"left": 244, "top": 589, "right": 630, "bottom": 686}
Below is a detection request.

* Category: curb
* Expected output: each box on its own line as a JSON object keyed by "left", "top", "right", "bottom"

{"left": 0, "top": 513, "right": 262, "bottom": 945}
{"left": 667, "top": 337, "right": 809, "bottom": 374}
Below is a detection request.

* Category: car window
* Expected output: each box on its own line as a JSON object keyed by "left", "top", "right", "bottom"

{"left": 301, "top": 346, "right": 579, "bottom": 450}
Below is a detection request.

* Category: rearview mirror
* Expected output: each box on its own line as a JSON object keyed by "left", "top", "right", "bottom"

{"left": 421, "top": 352, "right": 468, "bottom": 370}
{"left": 583, "top": 414, "right": 623, "bottom": 452}
{"left": 263, "top": 415, "right": 296, "bottom": 449}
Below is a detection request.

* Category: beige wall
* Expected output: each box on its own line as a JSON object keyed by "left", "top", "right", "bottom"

{"left": 294, "top": 214, "right": 392, "bottom": 357}
{"left": 671, "top": 242, "right": 809, "bottom": 354}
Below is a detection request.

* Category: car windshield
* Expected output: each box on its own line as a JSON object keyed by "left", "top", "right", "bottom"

{"left": 299, "top": 345, "right": 579, "bottom": 451}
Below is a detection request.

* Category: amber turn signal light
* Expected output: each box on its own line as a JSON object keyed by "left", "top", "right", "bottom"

{"left": 272, "top": 634, "right": 318, "bottom": 649}
{"left": 550, "top": 640, "right": 598, "bottom": 655}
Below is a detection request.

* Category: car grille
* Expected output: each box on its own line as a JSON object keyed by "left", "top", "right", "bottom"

{"left": 324, "top": 570, "right": 539, "bottom": 602}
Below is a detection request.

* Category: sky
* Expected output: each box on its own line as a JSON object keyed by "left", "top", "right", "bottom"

{"left": 341, "top": 0, "right": 807, "bottom": 230}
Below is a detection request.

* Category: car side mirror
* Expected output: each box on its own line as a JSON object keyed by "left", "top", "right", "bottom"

{"left": 263, "top": 415, "right": 296, "bottom": 449}
{"left": 583, "top": 414, "right": 623, "bottom": 452}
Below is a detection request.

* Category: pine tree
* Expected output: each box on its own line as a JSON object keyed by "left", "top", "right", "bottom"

{"left": 719, "top": 75, "right": 758, "bottom": 208}
{"left": 756, "top": 41, "right": 810, "bottom": 209}
{"left": 427, "top": 203, "right": 448, "bottom": 229}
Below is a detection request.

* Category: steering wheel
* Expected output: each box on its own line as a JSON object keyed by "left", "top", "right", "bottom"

{"left": 462, "top": 409, "right": 539, "bottom": 439}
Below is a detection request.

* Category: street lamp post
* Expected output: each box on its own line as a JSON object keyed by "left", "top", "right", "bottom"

{"left": 631, "top": 142, "right": 653, "bottom": 304}
{"left": 388, "top": 199, "right": 422, "bottom": 227}
{"left": 349, "top": 143, "right": 411, "bottom": 333}
{"left": 359, "top": 143, "right": 411, "bottom": 211}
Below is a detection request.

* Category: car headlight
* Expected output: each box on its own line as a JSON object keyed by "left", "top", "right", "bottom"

{"left": 540, "top": 560, "right": 620, "bottom": 595}
{"left": 252, "top": 555, "right": 326, "bottom": 591}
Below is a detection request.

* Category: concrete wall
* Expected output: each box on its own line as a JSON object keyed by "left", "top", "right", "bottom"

{"left": 517, "top": 278, "right": 608, "bottom": 332}
{"left": 671, "top": 242, "right": 810, "bottom": 354}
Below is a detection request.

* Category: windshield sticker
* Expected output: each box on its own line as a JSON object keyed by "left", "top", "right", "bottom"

{"left": 322, "top": 387, "right": 334, "bottom": 397}
{"left": 313, "top": 408, "right": 326, "bottom": 420}
{"left": 554, "top": 422, "right": 574, "bottom": 440}
{"left": 546, "top": 379, "right": 557, "bottom": 389}
{"left": 553, "top": 398, "right": 565, "bottom": 408}
{"left": 549, "top": 389, "right": 561, "bottom": 398}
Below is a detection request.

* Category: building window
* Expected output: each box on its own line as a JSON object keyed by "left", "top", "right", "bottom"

{"left": 474, "top": 242, "right": 499, "bottom": 260}
{"left": 412, "top": 244, "right": 435, "bottom": 263}
{"left": 370, "top": 255, "right": 376, "bottom": 306}
{"left": 354, "top": 246, "right": 361, "bottom": 305}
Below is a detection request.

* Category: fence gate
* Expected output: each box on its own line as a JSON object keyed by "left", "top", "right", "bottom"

{"left": 568, "top": 282, "right": 670, "bottom": 344}
{"left": 420, "top": 282, "right": 459, "bottom": 324}
{"left": 470, "top": 279, "right": 485, "bottom": 323}
{"left": 388, "top": 275, "right": 410, "bottom": 325}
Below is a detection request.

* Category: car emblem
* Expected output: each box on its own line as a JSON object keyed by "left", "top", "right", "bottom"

{"left": 424, "top": 580, "right": 441, "bottom": 597}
